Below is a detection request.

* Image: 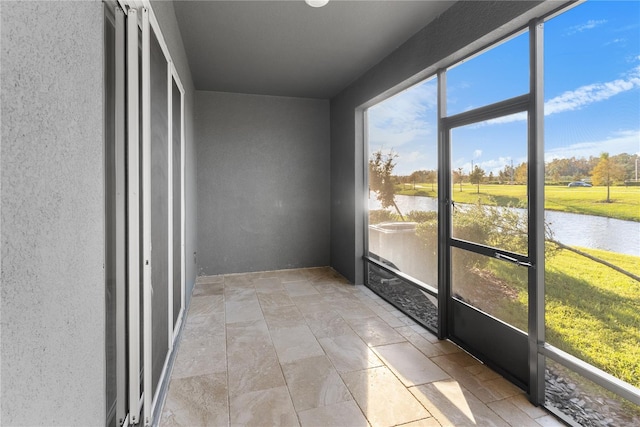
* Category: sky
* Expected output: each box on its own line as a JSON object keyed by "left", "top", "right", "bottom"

{"left": 367, "top": 0, "right": 640, "bottom": 176}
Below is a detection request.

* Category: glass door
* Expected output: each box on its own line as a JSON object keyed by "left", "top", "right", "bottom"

{"left": 443, "top": 97, "right": 533, "bottom": 390}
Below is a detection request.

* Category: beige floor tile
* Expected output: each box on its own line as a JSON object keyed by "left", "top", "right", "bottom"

{"left": 254, "top": 276, "right": 283, "bottom": 292}
{"left": 487, "top": 399, "right": 540, "bottom": 427}
{"left": 347, "top": 315, "right": 407, "bottom": 347}
{"left": 281, "top": 355, "right": 352, "bottom": 412}
{"left": 283, "top": 280, "right": 320, "bottom": 297}
{"left": 481, "top": 377, "right": 525, "bottom": 402}
{"left": 225, "top": 298, "right": 264, "bottom": 324}
{"left": 224, "top": 274, "right": 255, "bottom": 288}
{"left": 305, "top": 267, "right": 349, "bottom": 283}
{"left": 377, "top": 312, "right": 407, "bottom": 328}
{"left": 373, "top": 342, "right": 450, "bottom": 386}
{"left": 162, "top": 268, "right": 568, "bottom": 427}
{"left": 342, "top": 366, "right": 430, "bottom": 427}
{"left": 368, "top": 303, "right": 393, "bottom": 316}
{"left": 160, "top": 373, "right": 228, "bottom": 427}
{"left": 298, "top": 400, "right": 369, "bottom": 427}
{"left": 171, "top": 342, "right": 227, "bottom": 379}
{"left": 534, "top": 414, "right": 566, "bottom": 426}
{"left": 507, "top": 394, "right": 549, "bottom": 419}
{"left": 431, "top": 340, "right": 463, "bottom": 354}
{"left": 398, "top": 418, "right": 441, "bottom": 427}
{"left": 303, "top": 309, "right": 353, "bottom": 339}
{"left": 318, "top": 333, "right": 384, "bottom": 373}
{"left": 410, "top": 379, "right": 510, "bottom": 427}
{"left": 227, "top": 349, "right": 285, "bottom": 397}
{"left": 229, "top": 386, "right": 298, "bottom": 427}
{"left": 196, "top": 275, "right": 224, "bottom": 285}
{"left": 465, "top": 364, "right": 502, "bottom": 381}
{"left": 263, "top": 304, "right": 306, "bottom": 330}
{"left": 257, "top": 289, "right": 294, "bottom": 309}
{"left": 184, "top": 311, "right": 226, "bottom": 330}
{"left": 192, "top": 281, "right": 225, "bottom": 297}
{"left": 224, "top": 286, "right": 257, "bottom": 302}
{"left": 394, "top": 326, "right": 444, "bottom": 358}
{"left": 189, "top": 295, "right": 225, "bottom": 317}
{"left": 334, "top": 303, "right": 377, "bottom": 320}
{"left": 277, "top": 269, "right": 310, "bottom": 283}
{"left": 293, "top": 299, "right": 334, "bottom": 315}
{"left": 226, "top": 320, "right": 285, "bottom": 396}
{"left": 270, "top": 325, "right": 325, "bottom": 363}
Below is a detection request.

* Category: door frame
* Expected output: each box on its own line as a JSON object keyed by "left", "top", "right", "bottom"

{"left": 436, "top": 20, "right": 546, "bottom": 404}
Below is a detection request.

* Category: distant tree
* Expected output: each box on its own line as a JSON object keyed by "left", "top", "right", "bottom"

{"left": 499, "top": 163, "right": 515, "bottom": 184}
{"left": 469, "top": 165, "right": 486, "bottom": 194}
{"left": 591, "top": 152, "right": 625, "bottom": 203}
{"left": 514, "top": 162, "right": 528, "bottom": 184}
{"left": 488, "top": 171, "right": 495, "bottom": 183}
{"left": 426, "top": 170, "right": 437, "bottom": 191}
{"left": 369, "top": 149, "right": 405, "bottom": 220}
{"left": 454, "top": 167, "right": 464, "bottom": 192}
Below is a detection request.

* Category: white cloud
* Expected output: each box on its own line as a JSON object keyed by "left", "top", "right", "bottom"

{"left": 368, "top": 80, "right": 438, "bottom": 165}
{"left": 566, "top": 19, "right": 607, "bottom": 35}
{"left": 545, "top": 129, "right": 640, "bottom": 161}
{"left": 473, "top": 149, "right": 482, "bottom": 158}
{"left": 546, "top": 67, "right": 640, "bottom": 115}
{"left": 482, "top": 66, "right": 640, "bottom": 126}
{"left": 604, "top": 38, "right": 626, "bottom": 46}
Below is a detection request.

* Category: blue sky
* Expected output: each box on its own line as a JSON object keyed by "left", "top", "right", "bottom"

{"left": 368, "top": 0, "right": 640, "bottom": 176}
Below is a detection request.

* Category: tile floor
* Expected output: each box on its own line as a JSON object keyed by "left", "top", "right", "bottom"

{"left": 159, "top": 267, "right": 564, "bottom": 427}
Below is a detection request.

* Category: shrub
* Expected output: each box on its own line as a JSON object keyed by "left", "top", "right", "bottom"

{"left": 406, "top": 210, "right": 438, "bottom": 223}
{"left": 369, "top": 209, "right": 399, "bottom": 224}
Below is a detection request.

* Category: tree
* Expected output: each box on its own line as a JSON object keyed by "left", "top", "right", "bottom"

{"left": 369, "top": 149, "right": 405, "bottom": 220}
{"left": 426, "top": 170, "right": 437, "bottom": 192}
{"left": 499, "top": 163, "right": 515, "bottom": 184}
{"left": 454, "top": 167, "right": 464, "bottom": 192}
{"left": 469, "top": 165, "right": 486, "bottom": 194}
{"left": 591, "top": 152, "right": 625, "bottom": 203}
{"left": 514, "top": 162, "right": 527, "bottom": 184}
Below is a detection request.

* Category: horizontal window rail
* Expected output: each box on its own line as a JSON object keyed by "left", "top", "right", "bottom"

{"left": 541, "top": 343, "right": 640, "bottom": 406}
{"left": 442, "top": 93, "right": 529, "bottom": 129}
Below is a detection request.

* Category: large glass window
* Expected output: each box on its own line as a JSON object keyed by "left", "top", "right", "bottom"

{"left": 447, "top": 31, "right": 529, "bottom": 115}
{"left": 543, "top": 1, "right": 640, "bottom": 422}
{"left": 366, "top": 77, "right": 439, "bottom": 330}
{"left": 364, "top": 2, "right": 639, "bottom": 423}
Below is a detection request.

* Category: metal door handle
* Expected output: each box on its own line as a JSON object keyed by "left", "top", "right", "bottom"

{"left": 495, "top": 252, "right": 532, "bottom": 268}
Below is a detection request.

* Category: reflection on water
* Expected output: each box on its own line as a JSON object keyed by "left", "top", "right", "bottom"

{"left": 369, "top": 194, "right": 640, "bottom": 257}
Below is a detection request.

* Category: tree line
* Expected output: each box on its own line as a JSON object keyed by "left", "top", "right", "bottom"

{"left": 387, "top": 152, "right": 638, "bottom": 187}
{"left": 371, "top": 150, "right": 638, "bottom": 206}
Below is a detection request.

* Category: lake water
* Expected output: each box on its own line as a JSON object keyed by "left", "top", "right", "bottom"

{"left": 369, "top": 194, "right": 640, "bottom": 257}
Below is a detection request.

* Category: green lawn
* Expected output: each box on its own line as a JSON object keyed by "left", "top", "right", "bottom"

{"left": 396, "top": 183, "right": 640, "bottom": 222}
{"left": 490, "top": 247, "right": 640, "bottom": 388}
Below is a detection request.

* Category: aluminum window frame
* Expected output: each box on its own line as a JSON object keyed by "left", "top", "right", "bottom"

{"left": 361, "top": 0, "right": 640, "bottom": 410}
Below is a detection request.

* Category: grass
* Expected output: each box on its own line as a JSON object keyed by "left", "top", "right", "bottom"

{"left": 396, "top": 183, "right": 640, "bottom": 222}
{"left": 488, "top": 247, "right": 640, "bottom": 388}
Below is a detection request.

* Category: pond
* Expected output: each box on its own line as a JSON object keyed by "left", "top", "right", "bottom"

{"left": 369, "top": 194, "right": 640, "bottom": 257}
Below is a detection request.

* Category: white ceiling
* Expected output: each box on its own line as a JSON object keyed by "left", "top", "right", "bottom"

{"left": 173, "top": 0, "right": 456, "bottom": 99}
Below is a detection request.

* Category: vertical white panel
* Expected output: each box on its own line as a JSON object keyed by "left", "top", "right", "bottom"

{"left": 114, "top": 6, "right": 128, "bottom": 425}
{"left": 141, "top": 7, "right": 153, "bottom": 427}
{"left": 126, "top": 7, "right": 141, "bottom": 426}
{"left": 180, "top": 81, "right": 186, "bottom": 334}
{"left": 167, "top": 60, "right": 174, "bottom": 349}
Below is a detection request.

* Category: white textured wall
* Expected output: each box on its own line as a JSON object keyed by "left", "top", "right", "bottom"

{"left": 1, "top": 1, "right": 105, "bottom": 425}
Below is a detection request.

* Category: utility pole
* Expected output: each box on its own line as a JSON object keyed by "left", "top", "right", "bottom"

{"left": 511, "top": 159, "right": 514, "bottom": 184}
